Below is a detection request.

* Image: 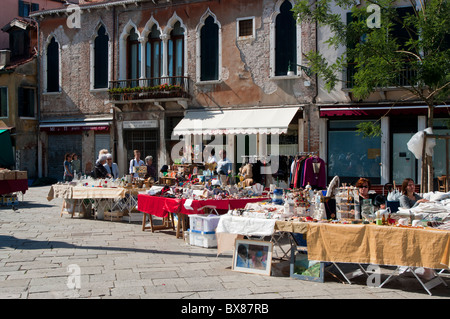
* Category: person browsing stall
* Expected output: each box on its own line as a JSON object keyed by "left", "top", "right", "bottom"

{"left": 129, "top": 150, "right": 145, "bottom": 179}
{"left": 399, "top": 178, "right": 429, "bottom": 209}
{"left": 95, "top": 154, "right": 111, "bottom": 179}
{"left": 144, "top": 155, "right": 157, "bottom": 181}
{"left": 104, "top": 153, "right": 119, "bottom": 179}
{"left": 216, "top": 150, "right": 232, "bottom": 185}
{"left": 63, "top": 153, "right": 73, "bottom": 182}
{"left": 71, "top": 153, "right": 81, "bottom": 176}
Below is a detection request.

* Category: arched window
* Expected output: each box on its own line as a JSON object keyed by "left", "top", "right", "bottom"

{"left": 168, "top": 21, "right": 184, "bottom": 85}
{"left": 275, "top": 0, "right": 297, "bottom": 76}
{"left": 47, "top": 37, "right": 59, "bottom": 92}
{"left": 146, "top": 24, "right": 161, "bottom": 86}
{"left": 94, "top": 25, "right": 109, "bottom": 89}
{"left": 127, "top": 28, "right": 141, "bottom": 85}
{"left": 200, "top": 16, "right": 219, "bottom": 81}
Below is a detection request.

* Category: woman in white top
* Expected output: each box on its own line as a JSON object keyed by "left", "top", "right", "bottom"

{"left": 129, "top": 150, "right": 144, "bottom": 178}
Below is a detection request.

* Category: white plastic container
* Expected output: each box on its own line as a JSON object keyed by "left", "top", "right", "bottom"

{"left": 188, "top": 214, "right": 221, "bottom": 232}
{"left": 188, "top": 229, "right": 217, "bottom": 248}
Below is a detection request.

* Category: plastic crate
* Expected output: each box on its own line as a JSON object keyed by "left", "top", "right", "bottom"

{"left": 188, "top": 214, "right": 221, "bottom": 232}
{"left": 188, "top": 229, "right": 217, "bottom": 248}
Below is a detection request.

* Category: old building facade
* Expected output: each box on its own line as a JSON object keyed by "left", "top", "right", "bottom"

{"left": 32, "top": 0, "right": 319, "bottom": 181}
{"left": 0, "top": 0, "right": 69, "bottom": 178}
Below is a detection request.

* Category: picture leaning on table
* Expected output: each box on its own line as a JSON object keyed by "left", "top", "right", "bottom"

{"left": 399, "top": 178, "right": 429, "bottom": 209}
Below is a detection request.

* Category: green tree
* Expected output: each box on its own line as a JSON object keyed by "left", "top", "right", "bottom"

{"left": 293, "top": 0, "right": 449, "bottom": 131}
{"left": 293, "top": 0, "right": 449, "bottom": 190}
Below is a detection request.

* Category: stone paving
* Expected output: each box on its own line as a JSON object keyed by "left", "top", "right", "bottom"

{"left": 0, "top": 185, "right": 449, "bottom": 301}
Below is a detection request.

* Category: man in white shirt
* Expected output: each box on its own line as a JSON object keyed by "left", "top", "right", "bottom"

{"left": 129, "top": 150, "right": 145, "bottom": 179}
{"left": 216, "top": 150, "right": 232, "bottom": 185}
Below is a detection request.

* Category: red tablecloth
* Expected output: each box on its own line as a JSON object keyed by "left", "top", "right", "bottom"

{"left": 138, "top": 194, "right": 269, "bottom": 218}
{"left": 0, "top": 179, "right": 28, "bottom": 195}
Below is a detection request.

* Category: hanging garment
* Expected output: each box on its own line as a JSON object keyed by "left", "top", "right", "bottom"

{"left": 302, "top": 156, "right": 327, "bottom": 189}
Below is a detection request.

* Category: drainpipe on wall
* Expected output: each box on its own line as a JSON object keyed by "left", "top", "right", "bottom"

{"left": 30, "top": 15, "right": 42, "bottom": 178}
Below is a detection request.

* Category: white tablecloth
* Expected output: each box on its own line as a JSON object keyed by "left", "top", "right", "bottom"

{"left": 216, "top": 214, "right": 277, "bottom": 237}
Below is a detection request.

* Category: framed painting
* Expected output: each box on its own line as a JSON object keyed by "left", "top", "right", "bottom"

{"left": 232, "top": 239, "right": 273, "bottom": 276}
{"left": 290, "top": 233, "right": 325, "bottom": 283}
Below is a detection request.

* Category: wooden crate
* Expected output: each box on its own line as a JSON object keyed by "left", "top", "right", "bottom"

{"left": 104, "top": 211, "right": 124, "bottom": 222}
{"left": 3, "top": 170, "right": 16, "bottom": 180}
{"left": 15, "top": 171, "right": 27, "bottom": 180}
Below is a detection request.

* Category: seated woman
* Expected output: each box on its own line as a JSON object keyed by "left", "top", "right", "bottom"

{"left": 355, "top": 177, "right": 377, "bottom": 204}
{"left": 399, "top": 178, "right": 429, "bottom": 209}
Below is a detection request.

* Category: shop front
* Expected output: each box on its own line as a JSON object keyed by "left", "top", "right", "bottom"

{"left": 320, "top": 104, "right": 450, "bottom": 187}
{"left": 171, "top": 106, "right": 302, "bottom": 186}
{"left": 39, "top": 118, "right": 112, "bottom": 180}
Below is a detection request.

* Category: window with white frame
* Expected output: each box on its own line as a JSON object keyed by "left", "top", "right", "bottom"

{"left": 237, "top": 17, "right": 255, "bottom": 39}
{"left": 168, "top": 21, "right": 185, "bottom": 85}
{"left": 146, "top": 24, "right": 162, "bottom": 86}
{"left": 274, "top": 0, "right": 297, "bottom": 76}
{"left": 127, "top": 28, "right": 141, "bottom": 86}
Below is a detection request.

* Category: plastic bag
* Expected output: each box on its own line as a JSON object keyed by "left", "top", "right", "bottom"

{"left": 407, "top": 127, "right": 436, "bottom": 159}
{"left": 387, "top": 189, "right": 401, "bottom": 201}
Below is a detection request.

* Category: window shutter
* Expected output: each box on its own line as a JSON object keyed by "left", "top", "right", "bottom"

{"left": 18, "top": 87, "right": 24, "bottom": 117}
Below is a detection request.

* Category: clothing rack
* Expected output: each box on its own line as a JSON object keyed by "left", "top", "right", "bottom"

{"left": 295, "top": 152, "right": 318, "bottom": 157}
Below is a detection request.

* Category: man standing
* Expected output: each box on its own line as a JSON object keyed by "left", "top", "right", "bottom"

{"left": 216, "top": 150, "right": 232, "bottom": 185}
{"left": 129, "top": 150, "right": 145, "bottom": 179}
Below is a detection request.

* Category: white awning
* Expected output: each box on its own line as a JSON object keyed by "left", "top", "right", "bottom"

{"left": 173, "top": 107, "right": 300, "bottom": 135}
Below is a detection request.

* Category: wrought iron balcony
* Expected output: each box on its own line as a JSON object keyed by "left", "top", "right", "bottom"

{"left": 345, "top": 63, "right": 417, "bottom": 89}
{"left": 108, "top": 76, "right": 190, "bottom": 103}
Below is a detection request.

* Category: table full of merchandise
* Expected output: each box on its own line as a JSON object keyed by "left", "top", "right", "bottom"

{"left": 216, "top": 201, "right": 450, "bottom": 295}
{"left": 47, "top": 183, "right": 145, "bottom": 221}
{"left": 137, "top": 194, "right": 270, "bottom": 238}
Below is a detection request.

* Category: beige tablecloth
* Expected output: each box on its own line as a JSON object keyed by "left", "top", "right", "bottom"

{"left": 275, "top": 220, "right": 308, "bottom": 234}
{"left": 48, "top": 185, "right": 142, "bottom": 201}
{"left": 306, "top": 223, "right": 450, "bottom": 269}
{"left": 71, "top": 187, "right": 128, "bottom": 199}
{"left": 47, "top": 184, "right": 73, "bottom": 201}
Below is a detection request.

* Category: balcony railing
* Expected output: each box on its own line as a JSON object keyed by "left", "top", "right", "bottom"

{"left": 345, "top": 63, "right": 417, "bottom": 89}
{"left": 108, "top": 76, "right": 190, "bottom": 102}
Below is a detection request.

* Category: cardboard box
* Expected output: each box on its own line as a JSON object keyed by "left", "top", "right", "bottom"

{"left": 15, "top": 171, "right": 27, "bottom": 180}
{"left": 2, "top": 170, "right": 15, "bottom": 180}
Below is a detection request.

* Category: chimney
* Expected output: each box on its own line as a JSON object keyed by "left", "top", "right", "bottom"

{"left": 0, "top": 50, "right": 11, "bottom": 69}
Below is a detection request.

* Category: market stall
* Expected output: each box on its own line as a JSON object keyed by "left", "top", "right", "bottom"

{"left": 0, "top": 169, "right": 28, "bottom": 205}
{"left": 138, "top": 193, "right": 269, "bottom": 238}
{"left": 47, "top": 179, "right": 148, "bottom": 221}
{"left": 215, "top": 186, "right": 450, "bottom": 295}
